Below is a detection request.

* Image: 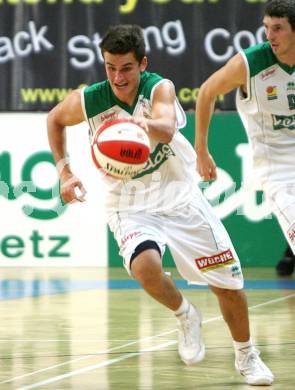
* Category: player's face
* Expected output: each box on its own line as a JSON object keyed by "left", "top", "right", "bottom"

{"left": 263, "top": 16, "right": 295, "bottom": 59}
{"left": 104, "top": 51, "right": 147, "bottom": 106}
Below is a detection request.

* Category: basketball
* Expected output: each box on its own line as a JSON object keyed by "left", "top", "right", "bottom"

{"left": 91, "top": 119, "right": 150, "bottom": 180}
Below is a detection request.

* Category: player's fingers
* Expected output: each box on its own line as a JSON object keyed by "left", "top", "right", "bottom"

{"left": 201, "top": 171, "right": 211, "bottom": 182}
{"left": 62, "top": 190, "right": 77, "bottom": 204}
{"left": 60, "top": 188, "right": 72, "bottom": 204}
{"left": 61, "top": 194, "right": 76, "bottom": 204}
{"left": 132, "top": 117, "right": 149, "bottom": 133}
{"left": 200, "top": 166, "right": 217, "bottom": 182}
{"left": 210, "top": 167, "right": 217, "bottom": 180}
{"left": 139, "top": 121, "right": 149, "bottom": 133}
{"left": 75, "top": 184, "right": 87, "bottom": 202}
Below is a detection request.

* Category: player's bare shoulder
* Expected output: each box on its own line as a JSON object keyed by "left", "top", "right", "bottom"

{"left": 226, "top": 53, "right": 247, "bottom": 86}
{"left": 153, "top": 79, "right": 176, "bottom": 104}
{"left": 63, "top": 89, "right": 84, "bottom": 121}
{"left": 158, "top": 79, "right": 176, "bottom": 94}
{"left": 49, "top": 88, "right": 84, "bottom": 126}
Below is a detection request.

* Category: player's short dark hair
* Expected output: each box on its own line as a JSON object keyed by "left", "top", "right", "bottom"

{"left": 100, "top": 24, "right": 146, "bottom": 63}
{"left": 265, "top": 0, "right": 295, "bottom": 30}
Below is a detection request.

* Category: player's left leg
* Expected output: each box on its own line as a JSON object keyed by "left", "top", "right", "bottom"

{"left": 210, "top": 286, "right": 273, "bottom": 386}
{"left": 209, "top": 286, "right": 249, "bottom": 340}
{"left": 264, "top": 182, "right": 295, "bottom": 276}
{"left": 165, "top": 192, "right": 273, "bottom": 385}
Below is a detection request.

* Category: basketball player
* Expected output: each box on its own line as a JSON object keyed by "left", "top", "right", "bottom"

{"left": 195, "top": 0, "right": 295, "bottom": 279}
{"left": 47, "top": 24, "right": 273, "bottom": 385}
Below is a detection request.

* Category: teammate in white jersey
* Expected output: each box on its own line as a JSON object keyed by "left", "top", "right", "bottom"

{"left": 196, "top": 0, "right": 295, "bottom": 278}
{"left": 47, "top": 24, "right": 273, "bottom": 385}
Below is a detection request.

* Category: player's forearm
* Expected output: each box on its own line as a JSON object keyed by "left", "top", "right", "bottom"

{"left": 47, "top": 117, "right": 72, "bottom": 179}
{"left": 146, "top": 117, "right": 176, "bottom": 144}
{"left": 195, "top": 88, "right": 216, "bottom": 154}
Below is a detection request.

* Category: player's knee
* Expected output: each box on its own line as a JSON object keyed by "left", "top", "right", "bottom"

{"left": 131, "top": 242, "right": 162, "bottom": 285}
{"left": 132, "top": 255, "right": 162, "bottom": 283}
{"left": 210, "top": 286, "right": 233, "bottom": 296}
{"left": 210, "top": 285, "right": 244, "bottom": 299}
{"left": 210, "top": 286, "right": 227, "bottom": 296}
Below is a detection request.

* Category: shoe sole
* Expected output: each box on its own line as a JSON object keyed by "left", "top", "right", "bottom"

{"left": 181, "top": 342, "right": 205, "bottom": 366}
{"left": 245, "top": 375, "right": 274, "bottom": 386}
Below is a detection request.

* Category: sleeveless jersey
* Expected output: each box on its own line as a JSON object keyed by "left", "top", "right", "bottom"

{"left": 81, "top": 71, "right": 198, "bottom": 217}
{"left": 236, "top": 42, "right": 295, "bottom": 185}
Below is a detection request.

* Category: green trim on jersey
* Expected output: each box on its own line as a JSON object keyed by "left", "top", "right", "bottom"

{"left": 83, "top": 71, "right": 163, "bottom": 118}
{"left": 244, "top": 42, "right": 295, "bottom": 77}
{"left": 84, "top": 80, "right": 111, "bottom": 118}
{"left": 277, "top": 60, "right": 295, "bottom": 75}
{"left": 244, "top": 42, "right": 277, "bottom": 78}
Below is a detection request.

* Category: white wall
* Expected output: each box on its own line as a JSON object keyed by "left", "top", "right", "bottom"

{"left": 0, "top": 113, "right": 107, "bottom": 266}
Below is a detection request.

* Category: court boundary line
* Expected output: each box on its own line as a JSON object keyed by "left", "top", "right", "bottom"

{"left": 1, "top": 292, "right": 293, "bottom": 389}
{"left": 0, "top": 328, "right": 178, "bottom": 385}
{"left": 17, "top": 341, "right": 177, "bottom": 390}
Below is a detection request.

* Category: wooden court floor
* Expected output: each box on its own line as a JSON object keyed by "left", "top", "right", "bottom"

{"left": 0, "top": 267, "right": 294, "bottom": 390}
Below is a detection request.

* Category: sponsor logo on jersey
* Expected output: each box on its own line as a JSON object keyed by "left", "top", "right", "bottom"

{"left": 134, "top": 143, "right": 175, "bottom": 178}
{"left": 272, "top": 114, "right": 295, "bottom": 130}
{"left": 231, "top": 265, "right": 242, "bottom": 277}
{"left": 100, "top": 111, "right": 117, "bottom": 122}
{"left": 138, "top": 95, "right": 149, "bottom": 109}
{"left": 136, "top": 95, "right": 152, "bottom": 119}
{"left": 121, "top": 231, "right": 141, "bottom": 246}
{"left": 261, "top": 67, "right": 276, "bottom": 81}
{"left": 266, "top": 86, "right": 278, "bottom": 101}
{"left": 287, "top": 82, "right": 295, "bottom": 91}
{"left": 195, "top": 249, "right": 236, "bottom": 272}
{"left": 287, "top": 223, "right": 295, "bottom": 248}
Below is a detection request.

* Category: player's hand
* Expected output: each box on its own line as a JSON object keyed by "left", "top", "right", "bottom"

{"left": 60, "top": 173, "right": 87, "bottom": 204}
{"left": 196, "top": 150, "right": 217, "bottom": 181}
{"left": 130, "top": 117, "right": 149, "bottom": 134}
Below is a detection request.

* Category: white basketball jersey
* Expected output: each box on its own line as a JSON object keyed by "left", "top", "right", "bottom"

{"left": 236, "top": 42, "right": 295, "bottom": 185}
{"left": 81, "top": 71, "right": 198, "bottom": 217}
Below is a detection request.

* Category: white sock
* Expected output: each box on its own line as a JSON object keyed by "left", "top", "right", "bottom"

{"left": 174, "top": 296, "right": 190, "bottom": 316}
{"left": 233, "top": 338, "right": 253, "bottom": 357}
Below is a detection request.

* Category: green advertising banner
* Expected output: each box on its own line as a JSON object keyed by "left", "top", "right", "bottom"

{"left": 108, "top": 112, "right": 285, "bottom": 268}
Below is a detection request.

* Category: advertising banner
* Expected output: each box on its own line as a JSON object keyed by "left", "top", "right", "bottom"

{"left": 0, "top": 0, "right": 267, "bottom": 112}
{"left": 0, "top": 113, "right": 107, "bottom": 266}
{"left": 0, "top": 112, "right": 286, "bottom": 267}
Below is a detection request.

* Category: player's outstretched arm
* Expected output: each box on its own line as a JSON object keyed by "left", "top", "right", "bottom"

{"left": 47, "top": 89, "right": 87, "bottom": 204}
{"left": 195, "top": 53, "right": 247, "bottom": 182}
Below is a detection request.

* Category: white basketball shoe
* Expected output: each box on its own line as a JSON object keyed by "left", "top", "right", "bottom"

{"left": 176, "top": 303, "right": 205, "bottom": 365}
{"left": 235, "top": 347, "right": 274, "bottom": 385}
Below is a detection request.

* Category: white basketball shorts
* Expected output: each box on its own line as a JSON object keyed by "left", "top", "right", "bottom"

{"left": 264, "top": 181, "right": 295, "bottom": 254}
{"left": 108, "top": 191, "right": 244, "bottom": 290}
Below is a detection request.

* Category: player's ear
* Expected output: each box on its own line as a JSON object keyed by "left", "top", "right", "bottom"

{"left": 140, "top": 56, "right": 148, "bottom": 72}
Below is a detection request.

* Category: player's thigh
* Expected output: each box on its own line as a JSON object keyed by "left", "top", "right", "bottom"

{"left": 165, "top": 198, "right": 243, "bottom": 290}
{"left": 108, "top": 212, "right": 166, "bottom": 275}
{"left": 266, "top": 183, "right": 295, "bottom": 254}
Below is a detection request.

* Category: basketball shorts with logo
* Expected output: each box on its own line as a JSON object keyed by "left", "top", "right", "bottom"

{"left": 108, "top": 194, "right": 244, "bottom": 290}
{"left": 264, "top": 181, "right": 295, "bottom": 254}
